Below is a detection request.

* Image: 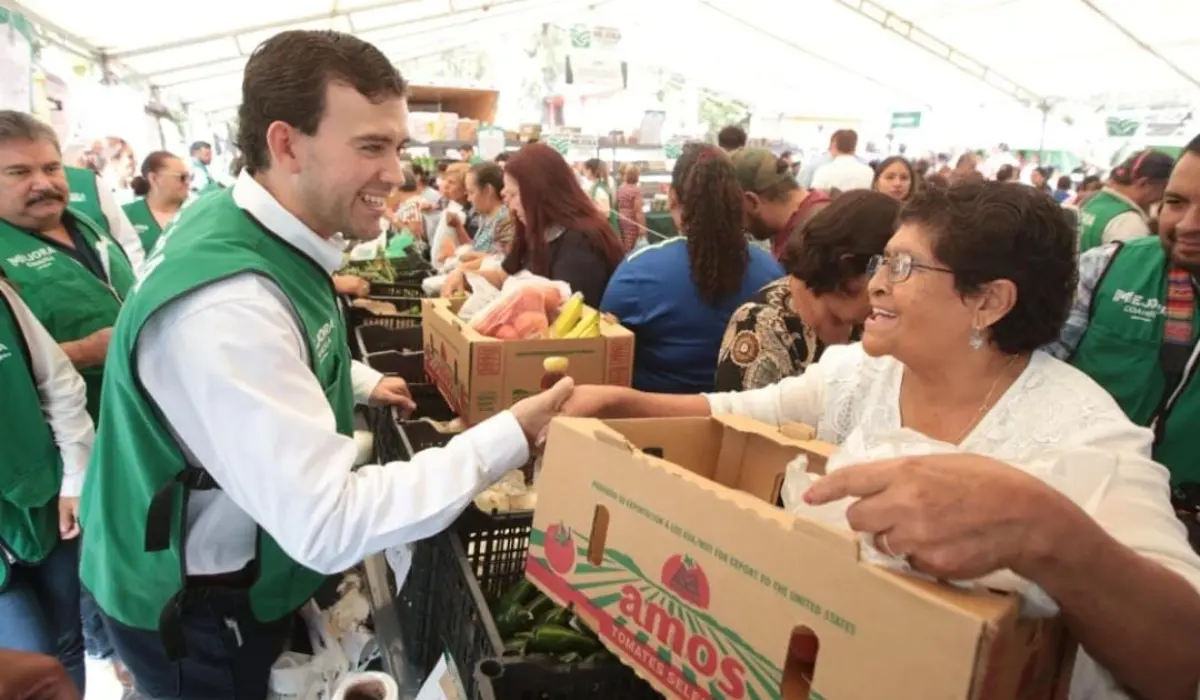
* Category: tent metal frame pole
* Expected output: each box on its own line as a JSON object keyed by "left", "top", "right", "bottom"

{"left": 1074, "top": 0, "right": 1200, "bottom": 92}
{"left": 829, "top": 0, "right": 1046, "bottom": 108}
{"left": 696, "top": 0, "right": 933, "bottom": 108}
{"left": 108, "top": 0, "right": 428, "bottom": 59}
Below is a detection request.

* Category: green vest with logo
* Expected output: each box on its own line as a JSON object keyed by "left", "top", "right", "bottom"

{"left": 1070, "top": 237, "right": 1200, "bottom": 484}
{"left": 0, "top": 284, "right": 63, "bottom": 592}
{"left": 1077, "top": 190, "right": 1139, "bottom": 254}
{"left": 79, "top": 189, "right": 353, "bottom": 654}
{"left": 0, "top": 211, "right": 134, "bottom": 420}
{"left": 65, "top": 166, "right": 109, "bottom": 235}
{"left": 121, "top": 199, "right": 164, "bottom": 254}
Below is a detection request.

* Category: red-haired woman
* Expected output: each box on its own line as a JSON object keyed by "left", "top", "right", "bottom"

{"left": 442, "top": 143, "right": 624, "bottom": 306}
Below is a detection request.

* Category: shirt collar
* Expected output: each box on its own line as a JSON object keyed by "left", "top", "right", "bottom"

{"left": 1101, "top": 186, "right": 1149, "bottom": 218}
{"left": 232, "top": 172, "right": 344, "bottom": 274}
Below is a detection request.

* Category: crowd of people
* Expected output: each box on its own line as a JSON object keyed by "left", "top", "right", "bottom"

{"left": 0, "top": 24, "right": 1198, "bottom": 700}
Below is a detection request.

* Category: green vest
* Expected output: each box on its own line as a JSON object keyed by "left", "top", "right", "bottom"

{"left": 0, "top": 211, "right": 135, "bottom": 420}
{"left": 121, "top": 199, "right": 164, "bottom": 254}
{"left": 64, "top": 166, "right": 109, "bottom": 235}
{"left": 1077, "top": 189, "right": 1140, "bottom": 254}
{"left": 590, "top": 181, "right": 621, "bottom": 235}
{"left": 1069, "top": 237, "right": 1200, "bottom": 484}
{"left": 79, "top": 189, "right": 354, "bottom": 650}
{"left": 0, "top": 285, "right": 63, "bottom": 591}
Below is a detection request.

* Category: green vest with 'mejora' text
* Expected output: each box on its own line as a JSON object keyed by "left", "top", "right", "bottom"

{"left": 0, "top": 283, "right": 63, "bottom": 592}
{"left": 0, "top": 210, "right": 135, "bottom": 421}
{"left": 79, "top": 188, "right": 354, "bottom": 647}
{"left": 65, "top": 166, "right": 109, "bottom": 235}
{"left": 1077, "top": 189, "right": 1140, "bottom": 254}
{"left": 1070, "top": 236, "right": 1200, "bottom": 485}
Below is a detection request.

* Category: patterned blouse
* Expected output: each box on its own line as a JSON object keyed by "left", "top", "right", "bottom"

{"left": 714, "top": 279, "right": 825, "bottom": 392}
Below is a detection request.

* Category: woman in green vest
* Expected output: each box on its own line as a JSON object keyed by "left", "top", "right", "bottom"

{"left": 123, "top": 151, "right": 189, "bottom": 254}
{"left": 584, "top": 158, "right": 621, "bottom": 235}
{"left": 0, "top": 275, "right": 94, "bottom": 695}
{"left": 1076, "top": 149, "right": 1174, "bottom": 253}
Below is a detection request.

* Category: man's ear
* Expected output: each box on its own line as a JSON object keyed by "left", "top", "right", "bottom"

{"left": 264, "top": 121, "right": 302, "bottom": 175}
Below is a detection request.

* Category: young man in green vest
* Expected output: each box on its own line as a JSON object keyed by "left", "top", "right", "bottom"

{"left": 63, "top": 163, "right": 145, "bottom": 272}
{"left": 187, "top": 140, "right": 224, "bottom": 197}
{"left": 79, "top": 30, "right": 574, "bottom": 698}
{"left": 1047, "top": 134, "right": 1200, "bottom": 523}
{"left": 1076, "top": 149, "right": 1173, "bottom": 254}
{"left": 0, "top": 274, "right": 95, "bottom": 695}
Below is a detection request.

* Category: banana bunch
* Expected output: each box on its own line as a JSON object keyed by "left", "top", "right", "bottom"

{"left": 549, "top": 293, "right": 602, "bottom": 339}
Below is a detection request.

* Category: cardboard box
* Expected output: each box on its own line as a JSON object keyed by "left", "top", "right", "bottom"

{"left": 421, "top": 298, "right": 634, "bottom": 425}
{"left": 526, "top": 416, "right": 1075, "bottom": 700}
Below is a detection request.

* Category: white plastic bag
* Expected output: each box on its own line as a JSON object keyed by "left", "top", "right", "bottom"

{"left": 455, "top": 272, "right": 502, "bottom": 322}
{"left": 267, "top": 601, "right": 350, "bottom": 700}
{"left": 462, "top": 272, "right": 571, "bottom": 330}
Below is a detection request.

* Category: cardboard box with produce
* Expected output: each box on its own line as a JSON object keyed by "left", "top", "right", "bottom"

{"left": 422, "top": 283, "right": 634, "bottom": 425}
{"left": 525, "top": 415, "right": 1075, "bottom": 700}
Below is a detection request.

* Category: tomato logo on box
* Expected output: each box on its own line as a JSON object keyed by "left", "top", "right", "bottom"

{"left": 545, "top": 522, "right": 577, "bottom": 575}
{"left": 662, "top": 554, "right": 710, "bottom": 609}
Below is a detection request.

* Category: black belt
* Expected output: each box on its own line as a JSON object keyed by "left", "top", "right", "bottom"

{"left": 1173, "top": 483, "right": 1200, "bottom": 554}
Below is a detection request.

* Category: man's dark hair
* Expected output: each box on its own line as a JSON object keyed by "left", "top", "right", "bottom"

{"left": 494, "top": 151, "right": 511, "bottom": 164}
{"left": 1055, "top": 175, "right": 1072, "bottom": 190}
{"left": 832, "top": 129, "right": 858, "bottom": 155}
{"left": 995, "top": 164, "right": 1017, "bottom": 182}
{"left": 899, "top": 181, "right": 1077, "bottom": 354}
{"left": 189, "top": 141, "right": 211, "bottom": 154}
{"left": 236, "top": 30, "right": 407, "bottom": 175}
{"left": 1188, "top": 132, "right": 1200, "bottom": 154}
{"left": 780, "top": 150, "right": 793, "bottom": 159}
{"left": 782, "top": 190, "right": 899, "bottom": 295}
{"left": 717, "top": 125, "right": 747, "bottom": 151}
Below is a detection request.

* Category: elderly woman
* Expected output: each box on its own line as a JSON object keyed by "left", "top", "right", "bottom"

{"left": 716, "top": 190, "right": 898, "bottom": 391}
{"left": 562, "top": 181, "right": 1200, "bottom": 699}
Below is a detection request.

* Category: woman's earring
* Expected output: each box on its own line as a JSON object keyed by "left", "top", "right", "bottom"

{"left": 969, "top": 325, "right": 984, "bottom": 350}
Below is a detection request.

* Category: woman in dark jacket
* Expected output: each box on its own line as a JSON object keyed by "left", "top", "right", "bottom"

{"left": 442, "top": 143, "right": 625, "bottom": 306}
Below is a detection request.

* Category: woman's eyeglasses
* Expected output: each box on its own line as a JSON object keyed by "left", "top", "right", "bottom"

{"left": 867, "top": 253, "right": 954, "bottom": 284}
{"left": 162, "top": 172, "right": 191, "bottom": 184}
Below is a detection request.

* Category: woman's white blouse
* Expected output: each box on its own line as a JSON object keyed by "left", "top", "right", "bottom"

{"left": 705, "top": 343, "right": 1200, "bottom": 700}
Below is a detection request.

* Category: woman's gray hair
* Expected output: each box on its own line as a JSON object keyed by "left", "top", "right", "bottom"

{"left": 0, "top": 110, "right": 60, "bottom": 151}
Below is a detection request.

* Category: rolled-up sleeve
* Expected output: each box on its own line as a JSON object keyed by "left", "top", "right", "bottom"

{"left": 351, "top": 360, "right": 384, "bottom": 405}
{"left": 138, "top": 279, "right": 530, "bottom": 575}
{"left": 0, "top": 282, "right": 94, "bottom": 498}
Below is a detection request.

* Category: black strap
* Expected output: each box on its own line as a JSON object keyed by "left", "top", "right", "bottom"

{"left": 144, "top": 466, "right": 218, "bottom": 553}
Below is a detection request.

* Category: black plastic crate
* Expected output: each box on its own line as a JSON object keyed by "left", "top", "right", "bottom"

{"left": 397, "top": 508, "right": 536, "bottom": 700}
{"left": 368, "top": 390, "right": 457, "bottom": 464}
{"left": 348, "top": 296, "right": 422, "bottom": 330}
{"left": 371, "top": 278, "right": 426, "bottom": 299}
{"left": 355, "top": 323, "right": 424, "bottom": 358}
{"left": 364, "top": 350, "right": 426, "bottom": 385}
{"left": 474, "top": 656, "right": 663, "bottom": 700}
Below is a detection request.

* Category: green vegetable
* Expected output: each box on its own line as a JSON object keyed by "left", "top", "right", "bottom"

{"left": 538, "top": 606, "right": 572, "bottom": 627}
{"left": 525, "top": 624, "right": 601, "bottom": 656}
{"left": 503, "top": 637, "right": 529, "bottom": 656}
{"left": 558, "top": 652, "right": 583, "bottom": 664}
{"left": 494, "top": 608, "right": 536, "bottom": 638}
{"left": 493, "top": 579, "right": 538, "bottom": 617}
{"left": 584, "top": 650, "right": 614, "bottom": 664}
{"left": 569, "top": 615, "right": 601, "bottom": 641}
{"left": 523, "top": 594, "right": 556, "bottom": 620}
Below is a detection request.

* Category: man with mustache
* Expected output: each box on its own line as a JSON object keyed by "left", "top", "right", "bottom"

{"left": 78, "top": 30, "right": 572, "bottom": 698}
{"left": 0, "top": 112, "right": 135, "bottom": 421}
{"left": 1047, "top": 133, "right": 1200, "bottom": 536}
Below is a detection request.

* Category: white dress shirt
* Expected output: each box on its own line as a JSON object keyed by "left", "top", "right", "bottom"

{"left": 0, "top": 282, "right": 93, "bottom": 498}
{"left": 93, "top": 172, "right": 145, "bottom": 273}
{"left": 810, "top": 155, "right": 875, "bottom": 193}
{"left": 705, "top": 343, "right": 1200, "bottom": 700}
{"left": 136, "top": 172, "right": 531, "bottom": 576}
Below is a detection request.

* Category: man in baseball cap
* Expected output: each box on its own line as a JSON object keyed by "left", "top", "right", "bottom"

{"left": 1078, "top": 149, "right": 1175, "bottom": 253}
{"left": 730, "top": 147, "right": 830, "bottom": 260}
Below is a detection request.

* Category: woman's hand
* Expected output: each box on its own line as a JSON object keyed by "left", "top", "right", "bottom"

{"left": 804, "top": 453, "right": 1069, "bottom": 579}
{"left": 441, "top": 269, "right": 468, "bottom": 298}
{"left": 559, "top": 385, "right": 619, "bottom": 418}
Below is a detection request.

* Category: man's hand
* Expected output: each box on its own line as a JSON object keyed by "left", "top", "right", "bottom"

{"left": 62, "top": 327, "right": 112, "bottom": 369}
{"left": 370, "top": 376, "right": 416, "bottom": 414}
{"left": 804, "top": 454, "right": 1069, "bottom": 580}
{"left": 510, "top": 377, "right": 575, "bottom": 448}
{"left": 58, "top": 497, "right": 80, "bottom": 539}
{"left": 333, "top": 275, "right": 370, "bottom": 298}
{"left": 417, "top": 199, "right": 435, "bottom": 212}
{"left": 558, "top": 385, "right": 618, "bottom": 418}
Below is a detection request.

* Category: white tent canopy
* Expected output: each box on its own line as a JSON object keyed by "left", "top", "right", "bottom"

{"left": 5, "top": 0, "right": 1199, "bottom": 120}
